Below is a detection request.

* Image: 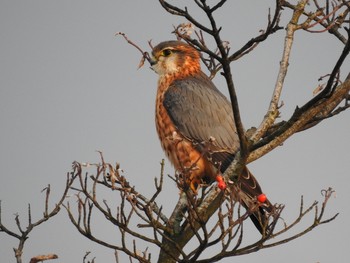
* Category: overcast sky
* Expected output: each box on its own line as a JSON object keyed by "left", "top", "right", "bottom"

{"left": 1, "top": 1, "right": 349, "bottom": 262}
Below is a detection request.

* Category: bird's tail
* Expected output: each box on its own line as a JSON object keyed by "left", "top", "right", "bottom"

{"left": 235, "top": 166, "right": 273, "bottom": 234}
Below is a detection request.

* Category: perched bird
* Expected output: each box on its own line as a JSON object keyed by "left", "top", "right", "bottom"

{"left": 150, "top": 40, "right": 272, "bottom": 233}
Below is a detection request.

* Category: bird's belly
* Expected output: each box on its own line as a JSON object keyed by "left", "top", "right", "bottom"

{"left": 155, "top": 99, "right": 216, "bottom": 190}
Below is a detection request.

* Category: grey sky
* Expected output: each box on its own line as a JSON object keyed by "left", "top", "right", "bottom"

{"left": 1, "top": 1, "right": 349, "bottom": 262}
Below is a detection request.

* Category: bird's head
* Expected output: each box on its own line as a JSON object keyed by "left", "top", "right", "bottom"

{"left": 150, "top": 41, "right": 201, "bottom": 77}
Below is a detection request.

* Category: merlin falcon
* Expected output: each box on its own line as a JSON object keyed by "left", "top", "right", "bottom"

{"left": 150, "top": 40, "right": 272, "bottom": 233}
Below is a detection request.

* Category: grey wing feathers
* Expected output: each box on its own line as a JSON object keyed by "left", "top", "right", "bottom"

{"left": 164, "top": 73, "right": 273, "bottom": 234}
{"left": 163, "top": 73, "right": 240, "bottom": 162}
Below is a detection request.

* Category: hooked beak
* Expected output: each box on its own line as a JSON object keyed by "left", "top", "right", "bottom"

{"left": 150, "top": 57, "right": 157, "bottom": 66}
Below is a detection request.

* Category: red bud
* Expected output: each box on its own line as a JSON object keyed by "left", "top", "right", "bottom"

{"left": 218, "top": 181, "right": 227, "bottom": 190}
{"left": 216, "top": 175, "right": 224, "bottom": 183}
{"left": 257, "top": 194, "right": 267, "bottom": 203}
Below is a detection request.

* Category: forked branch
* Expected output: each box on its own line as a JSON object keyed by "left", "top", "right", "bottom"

{"left": 62, "top": 157, "right": 338, "bottom": 263}
{"left": 0, "top": 175, "right": 74, "bottom": 263}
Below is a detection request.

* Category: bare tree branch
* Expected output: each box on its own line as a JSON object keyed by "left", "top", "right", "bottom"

{"left": 0, "top": 175, "right": 73, "bottom": 263}
{"left": 250, "top": 0, "right": 308, "bottom": 143}
{"left": 249, "top": 75, "right": 350, "bottom": 163}
{"left": 29, "top": 254, "right": 58, "bottom": 263}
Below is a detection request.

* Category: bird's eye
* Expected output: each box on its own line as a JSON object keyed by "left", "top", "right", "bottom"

{"left": 162, "top": 49, "right": 172, "bottom": 57}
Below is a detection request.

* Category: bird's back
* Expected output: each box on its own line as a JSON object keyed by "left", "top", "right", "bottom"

{"left": 163, "top": 72, "right": 240, "bottom": 172}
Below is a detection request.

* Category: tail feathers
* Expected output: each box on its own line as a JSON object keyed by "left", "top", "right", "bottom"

{"left": 249, "top": 206, "right": 272, "bottom": 235}
{"left": 237, "top": 166, "right": 273, "bottom": 234}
